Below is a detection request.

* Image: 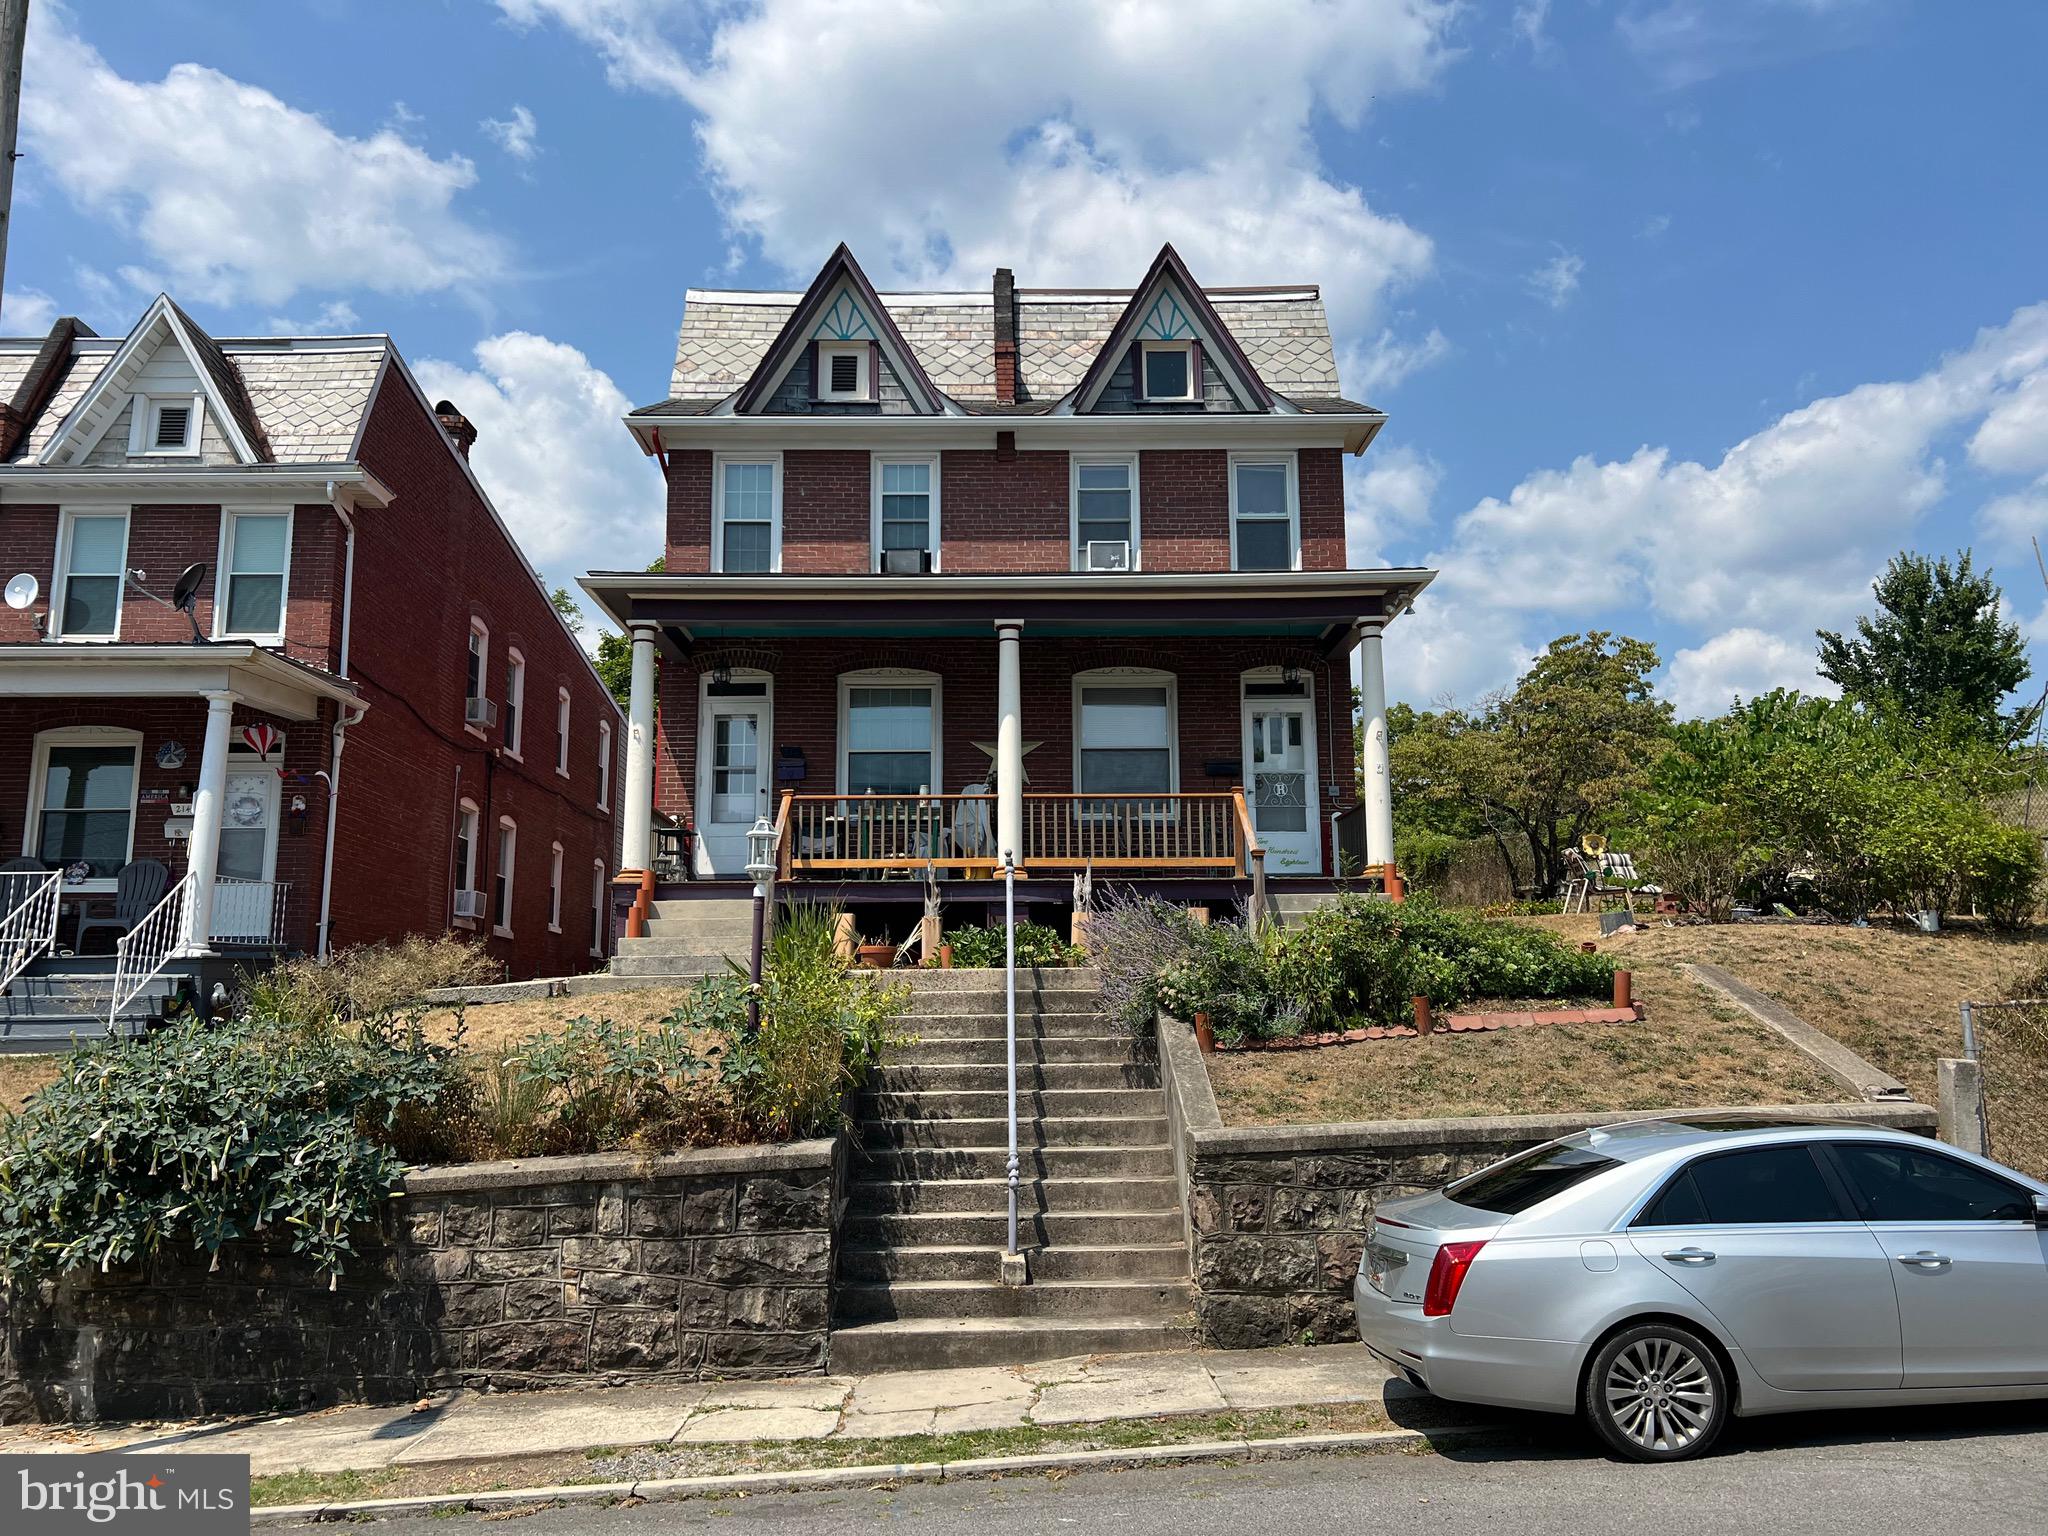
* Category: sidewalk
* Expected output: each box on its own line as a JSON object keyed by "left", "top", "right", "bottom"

{"left": 1, "top": 1344, "right": 1406, "bottom": 1477}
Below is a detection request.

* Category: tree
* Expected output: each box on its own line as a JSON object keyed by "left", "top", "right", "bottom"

{"left": 549, "top": 586, "right": 584, "bottom": 634}
{"left": 1817, "top": 550, "right": 2035, "bottom": 739}
{"left": 591, "top": 557, "right": 665, "bottom": 707}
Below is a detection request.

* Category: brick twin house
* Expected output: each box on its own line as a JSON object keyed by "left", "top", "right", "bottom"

{"left": 583, "top": 244, "right": 1433, "bottom": 933}
{"left": 0, "top": 296, "right": 622, "bottom": 1035}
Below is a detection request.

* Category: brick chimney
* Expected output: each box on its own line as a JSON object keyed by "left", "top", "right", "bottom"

{"left": 434, "top": 398, "right": 478, "bottom": 459}
{"left": 0, "top": 317, "right": 96, "bottom": 460}
{"left": 992, "top": 267, "right": 1018, "bottom": 406}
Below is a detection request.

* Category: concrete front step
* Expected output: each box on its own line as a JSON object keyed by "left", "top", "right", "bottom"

{"left": 845, "top": 1209, "right": 1186, "bottom": 1249}
{"left": 0, "top": 1018, "right": 144, "bottom": 1052}
{"left": 859, "top": 1087, "right": 1167, "bottom": 1119}
{"left": 835, "top": 1276, "right": 1193, "bottom": 1322}
{"left": 619, "top": 933, "right": 755, "bottom": 954}
{"left": 849, "top": 1175, "right": 1181, "bottom": 1215}
{"left": 608, "top": 953, "right": 735, "bottom": 977}
{"left": 855, "top": 1114, "right": 1168, "bottom": 1150}
{"left": 901, "top": 986, "right": 1100, "bottom": 1017}
{"left": 850, "top": 1144, "right": 1175, "bottom": 1182}
{"left": 875, "top": 1062, "right": 1159, "bottom": 1092}
{"left": 828, "top": 1316, "right": 1193, "bottom": 1374}
{"left": 885, "top": 1036, "right": 1149, "bottom": 1066}
{"left": 562, "top": 971, "right": 724, "bottom": 997}
{"left": 838, "top": 1242, "right": 1188, "bottom": 1285}
{"left": 904, "top": 1011, "right": 1122, "bottom": 1040}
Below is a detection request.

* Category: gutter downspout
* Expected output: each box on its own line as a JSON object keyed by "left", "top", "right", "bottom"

{"left": 316, "top": 489, "right": 359, "bottom": 958}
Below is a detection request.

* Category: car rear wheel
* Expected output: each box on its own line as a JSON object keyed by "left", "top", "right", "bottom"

{"left": 1582, "top": 1322, "right": 1729, "bottom": 1461}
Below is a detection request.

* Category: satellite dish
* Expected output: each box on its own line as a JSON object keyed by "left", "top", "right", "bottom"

{"left": 3, "top": 572, "right": 37, "bottom": 611}
{"left": 171, "top": 563, "right": 207, "bottom": 612}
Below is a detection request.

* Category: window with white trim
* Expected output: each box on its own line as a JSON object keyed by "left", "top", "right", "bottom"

{"left": 714, "top": 455, "right": 780, "bottom": 573}
{"left": 129, "top": 394, "right": 200, "bottom": 455}
{"left": 26, "top": 727, "right": 141, "bottom": 884}
{"left": 548, "top": 842, "right": 564, "bottom": 933}
{"left": 217, "top": 510, "right": 290, "bottom": 639}
{"left": 872, "top": 455, "right": 938, "bottom": 570}
{"left": 817, "top": 342, "right": 870, "bottom": 401}
{"left": 1139, "top": 342, "right": 1194, "bottom": 402}
{"left": 597, "top": 720, "right": 613, "bottom": 810}
{"left": 493, "top": 817, "right": 517, "bottom": 936}
{"left": 465, "top": 619, "right": 489, "bottom": 731}
{"left": 590, "top": 859, "right": 606, "bottom": 957}
{"left": 55, "top": 511, "right": 128, "bottom": 638}
{"left": 1073, "top": 670, "right": 1178, "bottom": 814}
{"left": 839, "top": 671, "right": 941, "bottom": 794}
{"left": 556, "top": 687, "right": 572, "bottom": 777}
{"left": 453, "top": 799, "right": 480, "bottom": 916}
{"left": 504, "top": 649, "right": 526, "bottom": 758}
{"left": 1071, "top": 455, "right": 1138, "bottom": 571}
{"left": 1230, "top": 454, "right": 1299, "bottom": 572}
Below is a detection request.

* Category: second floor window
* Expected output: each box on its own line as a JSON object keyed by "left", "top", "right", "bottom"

{"left": 598, "top": 719, "right": 613, "bottom": 810}
{"left": 715, "top": 457, "right": 779, "bottom": 572}
{"left": 504, "top": 649, "right": 526, "bottom": 757}
{"left": 57, "top": 512, "right": 128, "bottom": 638}
{"left": 1231, "top": 455, "right": 1299, "bottom": 572}
{"left": 466, "top": 621, "right": 488, "bottom": 724}
{"left": 873, "top": 456, "right": 937, "bottom": 570}
{"left": 1073, "top": 457, "right": 1136, "bottom": 571}
{"left": 556, "top": 688, "right": 571, "bottom": 776}
{"left": 219, "top": 511, "right": 289, "bottom": 638}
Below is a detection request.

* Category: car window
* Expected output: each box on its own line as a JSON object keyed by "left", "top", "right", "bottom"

{"left": 1654, "top": 1145, "right": 1852, "bottom": 1225}
{"left": 1633, "top": 1169, "right": 1708, "bottom": 1227}
{"left": 1447, "top": 1142, "right": 1621, "bottom": 1215}
{"left": 1829, "top": 1142, "right": 2034, "bottom": 1223}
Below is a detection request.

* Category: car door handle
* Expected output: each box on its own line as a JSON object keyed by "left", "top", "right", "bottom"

{"left": 1896, "top": 1251, "right": 1952, "bottom": 1269}
{"left": 1661, "top": 1247, "right": 1715, "bottom": 1264}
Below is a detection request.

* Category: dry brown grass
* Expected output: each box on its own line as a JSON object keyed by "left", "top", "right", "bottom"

{"left": 0, "top": 1056, "right": 63, "bottom": 1116}
{"left": 1209, "top": 916, "right": 2048, "bottom": 1169}
{"left": 414, "top": 987, "right": 707, "bottom": 1055}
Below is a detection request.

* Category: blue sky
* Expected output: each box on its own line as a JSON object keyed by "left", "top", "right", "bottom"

{"left": 9, "top": 0, "right": 2046, "bottom": 716}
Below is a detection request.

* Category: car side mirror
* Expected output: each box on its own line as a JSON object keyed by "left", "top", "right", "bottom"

{"left": 2031, "top": 1194, "right": 2048, "bottom": 1229}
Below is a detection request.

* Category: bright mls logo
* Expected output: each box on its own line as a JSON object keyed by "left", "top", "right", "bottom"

{"left": 3, "top": 1456, "right": 249, "bottom": 1535}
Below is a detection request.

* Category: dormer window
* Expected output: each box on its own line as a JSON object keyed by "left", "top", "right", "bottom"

{"left": 130, "top": 394, "right": 200, "bottom": 455}
{"left": 815, "top": 341, "right": 872, "bottom": 402}
{"left": 1138, "top": 342, "right": 1195, "bottom": 402}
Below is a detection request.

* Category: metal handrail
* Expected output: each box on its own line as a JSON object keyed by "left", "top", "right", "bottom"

{"left": 0, "top": 869, "right": 61, "bottom": 995}
{"left": 110, "top": 872, "right": 193, "bottom": 1026}
{"left": 1003, "top": 849, "right": 1020, "bottom": 1262}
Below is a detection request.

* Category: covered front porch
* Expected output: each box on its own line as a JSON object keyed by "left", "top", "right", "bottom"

{"left": 580, "top": 570, "right": 1429, "bottom": 918}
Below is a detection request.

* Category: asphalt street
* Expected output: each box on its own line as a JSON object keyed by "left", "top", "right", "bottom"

{"left": 374, "top": 1400, "right": 2048, "bottom": 1536}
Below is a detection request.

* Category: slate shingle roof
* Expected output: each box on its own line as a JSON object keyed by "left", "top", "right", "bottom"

{"left": 666, "top": 285, "right": 1349, "bottom": 409}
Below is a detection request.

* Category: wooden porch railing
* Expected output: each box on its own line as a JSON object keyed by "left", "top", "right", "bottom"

{"left": 776, "top": 791, "right": 1263, "bottom": 878}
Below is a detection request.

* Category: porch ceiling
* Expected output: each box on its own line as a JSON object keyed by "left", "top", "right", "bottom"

{"left": 0, "top": 643, "right": 360, "bottom": 722}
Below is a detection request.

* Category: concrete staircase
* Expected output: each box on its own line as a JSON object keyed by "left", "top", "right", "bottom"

{"left": 599, "top": 895, "right": 756, "bottom": 986}
{"left": 0, "top": 958, "right": 165, "bottom": 1052}
{"left": 830, "top": 970, "right": 1194, "bottom": 1373}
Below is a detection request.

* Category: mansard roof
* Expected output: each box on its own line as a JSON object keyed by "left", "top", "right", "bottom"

{"left": 658, "top": 254, "right": 1344, "bottom": 412}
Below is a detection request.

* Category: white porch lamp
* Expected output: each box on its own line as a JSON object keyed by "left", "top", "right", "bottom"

{"left": 744, "top": 815, "right": 778, "bottom": 1031}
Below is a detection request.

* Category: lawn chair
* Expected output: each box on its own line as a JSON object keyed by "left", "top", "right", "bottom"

{"left": 74, "top": 858, "right": 170, "bottom": 954}
{"left": 0, "top": 856, "right": 44, "bottom": 914}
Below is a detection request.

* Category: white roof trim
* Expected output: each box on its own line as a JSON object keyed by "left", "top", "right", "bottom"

{"left": 39, "top": 295, "right": 262, "bottom": 467}
{"left": 0, "top": 642, "right": 363, "bottom": 721}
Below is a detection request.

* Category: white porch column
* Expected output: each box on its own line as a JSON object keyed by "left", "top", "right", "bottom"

{"left": 995, "top": 621, "right": 1024, "bottom": 865}
{"left": 1356, "top": 622, "right": 1395, "bottom": 871}
{"left": 621, "top": 622, "right": 658, "bottom": 873}
{"left": 180, "top": 690, "right": 236, "bottom": 954}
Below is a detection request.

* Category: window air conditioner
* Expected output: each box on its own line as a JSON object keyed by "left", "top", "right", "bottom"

{"left": 465, "top": 696, "right": 498, "bottom": 727}
{"left": 453, "top": 890, "right": 486, "bottom": 920}
{"left": 1086, "top": 540, "right": 1132, "bottom": 571}
{"left": 880, "top": 548, "right": 933, "bottom": 575}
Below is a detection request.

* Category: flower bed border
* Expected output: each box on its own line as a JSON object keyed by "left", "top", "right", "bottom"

{"left": 1216, "top": 1002, "right": 1644, "bottom": 1051}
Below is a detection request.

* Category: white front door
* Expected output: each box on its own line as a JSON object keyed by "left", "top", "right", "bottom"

{"left": 212, "top": 762, "right": 280, "bottom": 941}
{"left": 1242, "top": 683, "right": 1321, "bottom": 875}
{"left": 696, "top": 676, "right": 773, "bottom": 877}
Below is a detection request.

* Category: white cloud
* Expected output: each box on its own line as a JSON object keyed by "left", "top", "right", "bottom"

{"left": 1662, "top": 627, "right": 1830, "bottom": 718}
{"left": 1618, "top": 0, "right": 1894, "bottom": 90}
{"left": 22, "top": 3, "right": 507, "bottom": 307}
{"left": 1345, "top": 444, "right": 1440, "bottom": 565}
{"left": 1344, "top": 326, "right": 1451, "bottom": 400}
{"left": 1969, "top": 368, "right": 2048, "bottom": 476}
{"left": 266, "top": 299, "right": 360, "bottom": 335}
{"left": 497, "top": 0, "right": 1452, "bottom": 341}
{"left": 482, "top": 104, "right": 540, "bottom": 162}
{"left": 413, "top": 333, "right": 657, "bottom": 637}
{"left": 1513, "top": 0, "right": 1557, "bottom": 59}
{"left": 0, "top": 287, "right": 59, "bottom": 334}
{"left": 1981, "top": 477, "right": 2048, "bottom": 552}
{"left": 1525, "top": 248, "right": 1584, "bottom": 310}
{"left": 1637, "top": 213, "right": 1672, "bottom": 240}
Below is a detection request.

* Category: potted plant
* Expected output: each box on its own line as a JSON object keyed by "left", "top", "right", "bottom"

{"left": 856, "top": 933, "right": 897, "bottom": 970}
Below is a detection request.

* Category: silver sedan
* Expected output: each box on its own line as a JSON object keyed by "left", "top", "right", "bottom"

{"left": 1353, "top": 1115, "right": 2048, "bottom": 1460}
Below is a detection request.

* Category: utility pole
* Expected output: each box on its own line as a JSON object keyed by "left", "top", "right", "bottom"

{"left": 0, "top": 0, "right": 28, "bottom": 320}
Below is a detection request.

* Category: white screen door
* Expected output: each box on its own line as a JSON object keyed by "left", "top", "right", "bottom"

{"left": 696, "top": 678, "right": 772, "bottom": 876}
{"left": 211, "top": 766, "right": 280, "bottom": 940}
{"left": 1243, "top": 691, "right": 1320, "bottom": 874}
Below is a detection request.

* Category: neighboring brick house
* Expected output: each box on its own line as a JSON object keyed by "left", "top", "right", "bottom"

{"left": 582, "top": 244, "right": 1434, "bottom": 927}
{"left": 0, "top": 296, "right": 622, "bottom": 1029}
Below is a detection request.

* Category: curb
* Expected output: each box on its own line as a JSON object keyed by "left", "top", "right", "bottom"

{"left": 249, "top": 1426, "right": 1448, "bottom": 1524}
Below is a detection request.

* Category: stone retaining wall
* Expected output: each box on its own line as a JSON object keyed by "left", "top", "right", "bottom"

{"left": 1, "top": 1140, "right": 841, "bottom": 1423}
{"left": 1156, "top": 1014, "right": 1940, "bottom": 1349}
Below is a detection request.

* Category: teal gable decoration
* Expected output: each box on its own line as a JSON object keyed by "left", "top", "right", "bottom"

{"left": 810, "top": 290, "right": 878, "bottom": 342}
{"left": 1136, "top": 290, "right": 1199, "bottom": 341}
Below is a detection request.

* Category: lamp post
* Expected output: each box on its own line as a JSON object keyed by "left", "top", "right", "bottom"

{"left": 744, "top": 815, "right": 778, "bottom": 1034}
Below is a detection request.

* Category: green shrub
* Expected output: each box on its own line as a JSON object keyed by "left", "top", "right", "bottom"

{"left": 944, "top": 921, "right": 1083, "bottom": 968}
{"left": 0, "top": 1014, "right": 460, "bottom": 1281}
{"left": 1156, "top": 920, "right": 1299, "bottom": 1045}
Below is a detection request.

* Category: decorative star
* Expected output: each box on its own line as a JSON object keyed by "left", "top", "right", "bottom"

{"left": 970, "top": 739, "right": 1044, "bottom": 785}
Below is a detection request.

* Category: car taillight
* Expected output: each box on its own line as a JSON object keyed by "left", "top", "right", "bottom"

{"left": 1421, "top": 1240, "right": 1486, "bottom": 1317}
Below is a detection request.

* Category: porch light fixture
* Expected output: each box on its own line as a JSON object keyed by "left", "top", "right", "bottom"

{"left": 710, "top": 662, "right": 734, "bottom": 687}
{"left": 744, "top": 815, "right": 778, "bottom": 1033}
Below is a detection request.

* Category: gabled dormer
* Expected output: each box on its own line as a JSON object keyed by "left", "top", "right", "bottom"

{"left": 1068, "top": 244, "right": 1277, "bottom": 415}
{"left": 730, "top": 244, "right": 955, "bottom": 416}
{"left": 37, "top": 294, "right": 271, "bottom": 467}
